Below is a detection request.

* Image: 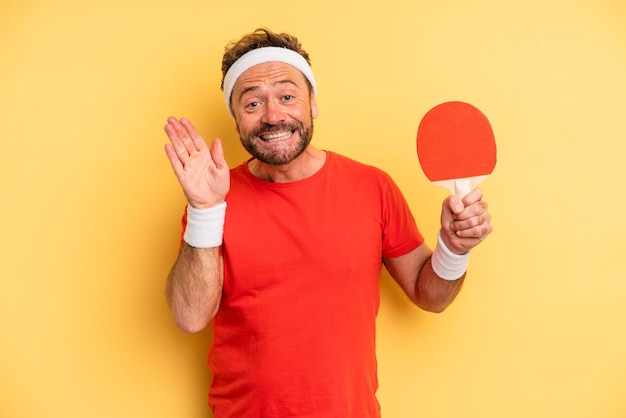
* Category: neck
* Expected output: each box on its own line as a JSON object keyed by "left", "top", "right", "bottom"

{"left": 248, "top": 146, "right": 326, "bottom": 183}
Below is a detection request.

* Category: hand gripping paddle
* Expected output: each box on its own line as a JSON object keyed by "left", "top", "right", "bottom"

{"left": 417, "top": 101, "right": 497, "bottom": 198}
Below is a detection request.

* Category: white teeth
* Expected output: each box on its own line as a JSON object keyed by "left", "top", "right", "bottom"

{"left": 260, "top": 131, "right": 293, "bottom": 143}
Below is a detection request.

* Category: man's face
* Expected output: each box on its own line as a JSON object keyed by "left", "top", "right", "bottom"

{"left": 230, "top": 62, "right": 318, "bottom": 166}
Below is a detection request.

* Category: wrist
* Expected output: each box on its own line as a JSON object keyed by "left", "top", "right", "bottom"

{"left": 431, "top": 230, "right": 469, "bottom": 280}
{"left": 184, "top": 202, "right": 227, "bottom": 248}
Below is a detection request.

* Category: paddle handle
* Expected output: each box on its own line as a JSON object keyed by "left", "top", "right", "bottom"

{"left": 433, "top": 175, "right": 489, "bottom": 199}
{"left": 454, "top": 179, "right": 471, "bottom": 197}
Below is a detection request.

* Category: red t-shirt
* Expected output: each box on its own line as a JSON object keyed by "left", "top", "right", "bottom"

{"left": 183, "top": 152, "right": 423, "bottom": 417}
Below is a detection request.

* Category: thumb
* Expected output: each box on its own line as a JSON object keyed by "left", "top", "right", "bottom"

{"left": 448, "top": 195, "right": 465, "bottom": 216}
{"left": 440, "top": 195, "right": 459, "bottom": 230}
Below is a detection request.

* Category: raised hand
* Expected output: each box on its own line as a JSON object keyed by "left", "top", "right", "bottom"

{"left": 440, "top": 188, "right": 492, "bottom": 254}
{"left": 164, "top": 117, "right": 230, "bottom": 209}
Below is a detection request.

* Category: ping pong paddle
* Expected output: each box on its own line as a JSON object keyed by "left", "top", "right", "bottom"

{"left": 417, "top": 101, "right": 497, "bottom": 198}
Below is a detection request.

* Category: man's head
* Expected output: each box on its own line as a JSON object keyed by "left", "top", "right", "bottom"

{"left": 221, "top": 28, "right": 319, "bottom": 166}
{"left": 220, "top": 28, "right": 314, "bottom": 105}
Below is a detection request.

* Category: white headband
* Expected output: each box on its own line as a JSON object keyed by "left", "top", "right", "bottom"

{"left": 222, "top": 46, "right": 317, "bottom": 116}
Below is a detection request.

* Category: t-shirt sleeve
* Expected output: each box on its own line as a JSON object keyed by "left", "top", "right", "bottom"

{"left": 380, "top": 174, "right": 424, "bottom": 258}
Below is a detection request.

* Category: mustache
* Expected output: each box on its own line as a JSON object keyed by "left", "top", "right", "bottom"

{"left": 248, "top": 122, "right": 303, "bottom": 138}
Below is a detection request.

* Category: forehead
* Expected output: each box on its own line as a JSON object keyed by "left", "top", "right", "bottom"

{"left": 233, "top": 61, "right": 309, "bottom": 93}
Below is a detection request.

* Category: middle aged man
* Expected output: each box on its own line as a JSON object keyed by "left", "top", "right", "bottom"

{"left": 164, "top": 27, "right": 492, "bottom": 418}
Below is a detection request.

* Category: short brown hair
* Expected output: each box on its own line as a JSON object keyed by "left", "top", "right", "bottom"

{"left": 220, "top": 28, "right": 312, "bottom": 91}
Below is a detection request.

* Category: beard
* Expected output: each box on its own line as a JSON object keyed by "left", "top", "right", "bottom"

{"left": 239, "top": 119, "right": 314, "bottom": 166}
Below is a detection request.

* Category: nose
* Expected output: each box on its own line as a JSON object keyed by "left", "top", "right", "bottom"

{"left": 262, "top": 99, "right": 285, "bottom": 125}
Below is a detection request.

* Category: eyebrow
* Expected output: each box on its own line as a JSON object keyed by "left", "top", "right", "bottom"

{"left": 236, "top": 79, "right": 299, "bottom": 103}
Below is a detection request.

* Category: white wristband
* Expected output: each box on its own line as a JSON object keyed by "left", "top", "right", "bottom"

{"left": 183, "top": 202, "right": 227, "bottom": 248}
{"left": 431, "top": 231, "right": 470, "bottom": 281}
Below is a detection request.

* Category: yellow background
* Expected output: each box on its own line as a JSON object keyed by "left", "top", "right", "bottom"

{"left": 2, "top": 0, "right": 625, "bottom": 417}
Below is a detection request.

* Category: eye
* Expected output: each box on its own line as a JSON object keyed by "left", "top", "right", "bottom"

{"left": 247, "top": 101, "right": 260, "bottom": 109}
{"left": 282, "top": 95, "right": 293, "bottom": 101}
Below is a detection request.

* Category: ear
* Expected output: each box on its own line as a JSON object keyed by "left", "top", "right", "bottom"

{"left": 310, "top": 93, "right": 319, "bottom": 119}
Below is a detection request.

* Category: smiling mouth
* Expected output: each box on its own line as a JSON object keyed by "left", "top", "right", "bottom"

{"left": 259, "top": 130, "right": 294, "bottom": 143}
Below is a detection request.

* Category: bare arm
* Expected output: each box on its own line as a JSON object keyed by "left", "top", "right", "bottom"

{"left": 384, "top": 244, "right": 465, "bottom": 313}
{"left": 384, "top": 188, "right": 492, "bottom": 313}
{"left": 166, "top": 244, "right": 223, "bottom": 333}
{"left": 163, "top": 117, "right": 230, "bottom": 333}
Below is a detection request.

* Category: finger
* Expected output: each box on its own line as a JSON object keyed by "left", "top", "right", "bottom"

{"left": 453, "top": 209, "right": 492, "bottom": 235}
{"left": 180, "top": 118, "right": 207, "bottom": 153}
{"left": 452, "top": 200, "right": 489, "bottom": 223}
{"left": 164, "top": 143, "right": 185, "bottom": 178}
{"left": 168, "top": 117, "right": 197, "bottom": 155}
{"left": 455, "top": 222, "right": 493, "bottom": 240}
{"left": 166, "top": 116, "right": 187, "bottom": 139}
{"left": 447, "top": 195, "right": 465, "bottom": 215}
{"left": 209, "top": 138, "right": 227, "bottom": 170}
{"left": 164, "top": 122, "right": 191, "bottom": 165}
{"left": 451, "top": 206, "right": 491, "bottom": 230}
{"left": 461, "top": 188, "right": 483, "bottom": 207}
{"left": 164, "top": 118, "right": 181, "bottom": 142}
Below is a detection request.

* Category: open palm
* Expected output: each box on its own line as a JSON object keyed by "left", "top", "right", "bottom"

{"left": 164, "top": 117, "right": 230, "bottom": 209}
